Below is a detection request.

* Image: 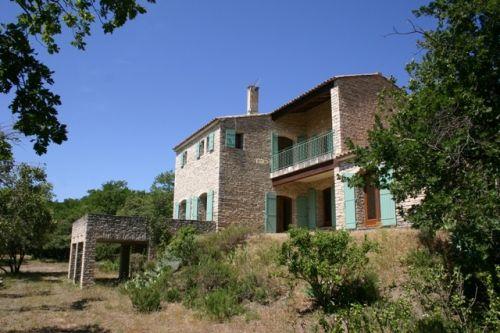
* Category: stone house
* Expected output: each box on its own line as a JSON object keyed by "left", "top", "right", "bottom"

{"left": 173, "top": 73, "right": 414, "bottom": 232}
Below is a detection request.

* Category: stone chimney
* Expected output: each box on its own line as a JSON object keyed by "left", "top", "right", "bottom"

{"left": 246, "top": 85, "right": 259, "bottom": 115}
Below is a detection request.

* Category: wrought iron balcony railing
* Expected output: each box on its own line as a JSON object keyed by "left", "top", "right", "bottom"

{"left": 271, "top": 131, "right": 333, "bottom": 173}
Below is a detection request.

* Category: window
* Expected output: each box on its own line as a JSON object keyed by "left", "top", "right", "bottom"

{"left": 364, "top": 183, "right": 380, "bottom": 227}
{"left": 198, "top": 140, "right": 205, "bottom": 158}
{"left": 181, "top": 151, "right": 187, "bottom": 168}
{"left": 207, "top": 132, "right": 215, "bottom": 152}
{"left": 235, "top": 133, "right": 244, "bottom": 149}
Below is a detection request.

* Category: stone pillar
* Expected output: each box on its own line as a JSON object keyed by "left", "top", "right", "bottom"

{"left": 80, "top": 239, "right": 96, "bottom": 287}
{"left": 68, "top": 243, "right": 76, "bottom": 279}
{"left": 74, "top": 242, "right": 83, "bottom": 284}
{"left": 119, "top": 244, "right": 131, "bottom": 280}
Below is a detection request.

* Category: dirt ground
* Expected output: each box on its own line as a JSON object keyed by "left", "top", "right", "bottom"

{"left": 0, "top": 229, "right": 420, "bottom": 333}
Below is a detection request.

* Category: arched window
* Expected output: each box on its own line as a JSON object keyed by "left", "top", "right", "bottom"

{"left": 198, "top": 193, "right": 208, "bottom": 221}
{"left": 179, "top": 200, "right": 187, "bottom": 220}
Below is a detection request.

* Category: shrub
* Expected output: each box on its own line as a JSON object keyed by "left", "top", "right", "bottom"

{"left": 199, "top": 225, "right": 251, "bottom": 259}
{"left": 166, "top": 226, "right": 199, "bottom": 265}
{"left": 95, "top": 243, "right": 120, "bottom": 261}
{"left": 130, "top": 253, "right": 147, "bottom": 277}
{"left": 319, "top": 300, "right": 415, "bottom": 333}
{"left": 202, "top": 289, "right": 243, "bottom": 322}
{"left": 126, "top": 283, "right": 161, "bottom": 313}
{"left": 404, "top": 249, "right": 500, "bottom": 331}
{"left": 98, "top": 259, "right": 119, "bottom": 273}
{"left": 280, "top": 228, "right": 377, "bottom": 312}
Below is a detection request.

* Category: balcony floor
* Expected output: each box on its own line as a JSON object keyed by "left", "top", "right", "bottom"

{"left": 270, "top": 152, "right": 333, "bottom": 179}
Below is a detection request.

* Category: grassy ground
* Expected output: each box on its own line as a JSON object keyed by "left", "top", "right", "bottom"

{"left": 0, "top": 228, "right": 420, "bottom": 333}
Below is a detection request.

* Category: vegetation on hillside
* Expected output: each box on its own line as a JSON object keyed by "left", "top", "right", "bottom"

{"left": 349, "top": 0, "right": 499, "bottom": 286}
{"left": 35, "top": 171, "right": 174, "bottom": 261}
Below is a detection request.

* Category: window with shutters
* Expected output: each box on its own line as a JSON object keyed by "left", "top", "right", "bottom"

{"left": 207, "top": 132, "right": 215, "bottom": 152}
{"left": 364, "top": 179, "right": 380, "bottom": 227}
{"left": 198, "top": 140, "right": 205, "bottom": 158}
{"left": 181, "top": 151, "right": 188, "bottom": 168}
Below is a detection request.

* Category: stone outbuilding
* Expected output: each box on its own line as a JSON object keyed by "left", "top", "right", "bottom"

{"left": 68, "top": 214, "right": 151, "bottom": 287}
{"left": 68, "top": 214, "right": 216, "bottom": 287}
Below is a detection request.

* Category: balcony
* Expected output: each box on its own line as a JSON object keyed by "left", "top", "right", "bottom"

{"left": 270, "top": 131, "right": 333, "bottom": 178}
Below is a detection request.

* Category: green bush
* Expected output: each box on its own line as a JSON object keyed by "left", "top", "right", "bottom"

{"left": 404, "top": 249, "right": 500, "bottom": 331}
{"left": 95, "top": 243, "right": 120, "bottom": 261}
{"left": 199, "top": 225, "right": 251, "bottom": 259}
{"left": 124, "top": 226, "right": 278, "bottom": 320}
{"left": 202, "top": 289, "right": 243, "bottom": 322}
{"left": 319, "top": 300, "right": 415, "bottom": 333}
{"left": 98, "top": 259, "right": 119, "bottom": 273}
{"left": 280, "top": 228, "right": 377, "bottom": 312}
{"left": 164, "top": 287, "right": 181, "bottom": 302}
{"left": 166, "top": 226, "right": 199, "bottom": 265}
{"left": 130, "top": 253, "right": 147, "bottom": 277}
{"left": 126, "top": 281, "right": 161, "bottom": 313}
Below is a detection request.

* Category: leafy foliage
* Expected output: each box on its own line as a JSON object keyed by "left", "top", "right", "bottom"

{"left": 0, "top": 164, "right": 53, "bottom": 273}
{"left": 125, "top": 226, "right": 282, "bottom": 321}
{"left": 348, "top": 0, "right": 499, "bottom": 289}
{"left": 1, "top": 0, "right": 155, "bottom": 154}
{"left": 36, "top": 171, "right": 174, "bottom": 260}
{"left": 280, "top": 228, "right": 378, "bottom": 312}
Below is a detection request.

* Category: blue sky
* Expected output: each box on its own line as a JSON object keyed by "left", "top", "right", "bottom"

{"left": 0, "top": 0, "right": 432, "bottom": 200}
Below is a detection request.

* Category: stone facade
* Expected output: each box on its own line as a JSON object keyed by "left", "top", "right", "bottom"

{"left": 173, "top": 73, "right": 416, "bottom": 233}
{"left": 217, "top": 115, "right": 274, "bottom": 229}
{"left": 173, "top": 124, "right": 221, "bottom": 223}
{"left": 68, "top": 214, "right": 215, "bottom": 287}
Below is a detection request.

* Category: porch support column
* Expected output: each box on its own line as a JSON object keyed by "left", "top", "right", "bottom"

{"left": 119, "top": 244, "right": 131, "bottom": 279}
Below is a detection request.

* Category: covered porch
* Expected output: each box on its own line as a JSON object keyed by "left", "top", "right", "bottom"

{"left": 265, "top": 166, "right": 336, "bottom": 233}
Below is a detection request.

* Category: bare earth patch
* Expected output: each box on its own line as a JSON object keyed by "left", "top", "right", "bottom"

{"left": 0, "top": 228, "right": 420, "bottom": 333}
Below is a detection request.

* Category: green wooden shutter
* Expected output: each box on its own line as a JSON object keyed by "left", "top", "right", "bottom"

{"left": 208, "top": 132, "right": 215, "bottom": 152}
{"left": 343, "top": 173, "right": 356, "bottom": 229}
{"left": 206, "top": 190, "right": 214, "bottom": 221}
{"left": 195, "top": 142, "right": 200, "bottom": 159}
{"left": 173, "top": 202, "right": 179, "bottom": 219}
{"left": 307, "top": 188, "right": 317, "bottom": 229}
{"left": 296, "top": 196, "right": 308, "bottom": 228}
{"left": 380, "top": 171, "right": 396, "bottom": 226}
{"left": 186, "top": 199, "right": 191, "bottom": 220}
{"left": 264, "top": 192, "right": 277, "bottom": 233}
{"left": 226, "top": 129, "right": 236, "bottom": 148}
{"left": 192, "top": 196, "right": 198, "bottom": 220}
{"left": 331, "top": 186, "right": 336, "bottom": 229}
{"left": 271, "top": 132, "right": 279, "bottom": 171}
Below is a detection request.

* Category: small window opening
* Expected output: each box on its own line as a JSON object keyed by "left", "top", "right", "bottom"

{"left": 198, "top": 140, "right": 205, "bottom": 158}
{"left": 235, "top": 133, "right": 244, "bottom": 149}
{"left": 181, "top": 151, "right": 188, "bottom": 168}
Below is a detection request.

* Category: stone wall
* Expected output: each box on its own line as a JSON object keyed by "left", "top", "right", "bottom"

{"left": 335, "top": 75, "right": 395, "bottom": 156}
{"left": 272, "top": 100, "right": 332, "bottom": 141}
{"left": 69, "top": 214, "right": 216, "bottom": 287}
{"left": 218, "top": 115, "right": 274, "bottom": 229}
{"left": 173, "top": 124, "right": 221, "bottom": 223}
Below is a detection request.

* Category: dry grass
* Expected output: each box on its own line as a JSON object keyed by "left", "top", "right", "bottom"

{"left": 0, "top": 228, "right": 421, "bottom": 333}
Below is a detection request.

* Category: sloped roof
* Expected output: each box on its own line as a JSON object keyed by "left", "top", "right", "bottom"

{"left": 173, "top": 73, "right": 388, "bottom": 151}
{"left": 270, "top": 73, "right": 384, "bottom": 119}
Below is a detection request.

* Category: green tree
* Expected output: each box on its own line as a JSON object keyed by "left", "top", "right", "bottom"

{"left": 83, "top": 180, "right": 131, "bottom": 215}
{"left": 1, "top": 0, "right": 155, "bottom": 154}
{"left": 349, "top": 0, "right": 499, "bottom": 283}
{"left": 0, "top": 164, "right": 53, "bottom": 273}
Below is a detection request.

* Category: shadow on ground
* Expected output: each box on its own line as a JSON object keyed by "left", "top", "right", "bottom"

{"left": 94, "top": 277, "right": 122, "bottom": 287}
{"left": 1, "top": 297, "right": 103, "bottom": 313}
{"left": 4, "top": 271, "right": 67, "bottom": 283}
{"left": 7, "top": 324, "right": 110, "bottom": 333}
